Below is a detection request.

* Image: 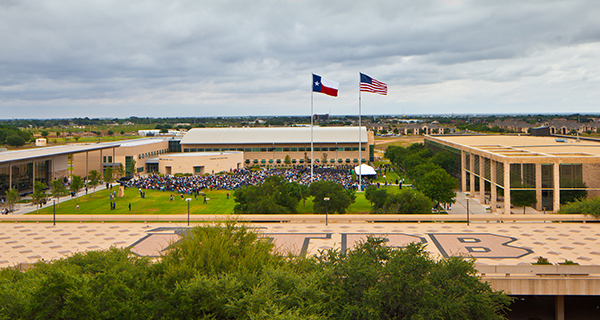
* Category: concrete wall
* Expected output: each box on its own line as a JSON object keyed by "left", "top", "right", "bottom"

{"left": 158, "top": 152, "right": 244, "bottom": 175}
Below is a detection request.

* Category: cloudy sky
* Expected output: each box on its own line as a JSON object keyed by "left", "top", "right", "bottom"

{"left": 1, "top": 0, "right": 599, "bottom": 119}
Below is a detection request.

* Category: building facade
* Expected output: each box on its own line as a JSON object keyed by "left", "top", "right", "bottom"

{"left": 180, "top": 127, "right": 375, "bottom": 167}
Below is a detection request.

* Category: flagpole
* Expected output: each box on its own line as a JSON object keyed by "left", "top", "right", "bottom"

{"left": 311, "top": 85, "right": 314, "bottom": 184}
{"left": 358, "top": 74, "right": 362, "bottom": 192}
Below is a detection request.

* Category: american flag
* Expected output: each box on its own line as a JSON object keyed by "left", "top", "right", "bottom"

{"left": 360, "top": 73, "right": 387, "bottom": 95}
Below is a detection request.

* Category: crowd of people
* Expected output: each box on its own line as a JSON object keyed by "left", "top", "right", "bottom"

{"left": 129, "top": 166, "right": 374, "bottom": 194}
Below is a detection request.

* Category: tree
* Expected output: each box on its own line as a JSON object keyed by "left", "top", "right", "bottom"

{"left": 103, "top": 167, "right": 114, "bottom": 184}
{"left": 364, "top": 185, "right": 389, "bottom": 213}
{"left": 511, "top": 186, "right": 537, "bottom": 214}
{"left": 558, "top": 197, "right": 600, "bottom": 216}
{"left": 50, "top": 179, "right": 68, "bottom": 207}
{"left": 31, "top": 181, "right": 48, "bottom": 213}
{"left": 234, "top": 176, "right": 299, "bottom": 214}
{"left": 318, "top": 237, "right": 512, "bottom": 319}
{"left": 40, "top": 130, "right": 49, "bottom": 139}
{"left": 284, "top": 154, "right": 291, "bottom": 165}
{"left": 6, "top": 134, "right": 26, "bottom": 147}
{"left": 384, "top": 189, "right": 432, "bottom": 214}
{"left": 107, "top": 129, "right": 114, "bottom": 136}
{"left": 114, "top": 164, "right": 125, "bottom": 179}
{"left": 309, "top": 180, "right": 355, "bottom": 214}
{"left": 5, "top": 187, "right": 19, "bottom": 212}
{"left": 70, "top": 175, "right": 84, "bottom": 202}
{"left": 87, "top": 170, "right": 101, "bottom": 196}
{"left": 322, "top": 153, "right": 328, "bottom": 165}
{"left": 73, "top": 135, "right": 80, "bottom": 142}
{"left": 560, "top": 178, "right": 587, "bottom": 204}
{"left": 126, "top": 159, "right": 136, "bottom": 176}
{"left": 416, "top": 168, "right": 457, "bottom": 210}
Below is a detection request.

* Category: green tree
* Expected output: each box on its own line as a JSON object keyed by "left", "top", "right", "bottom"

{"left": 560, "top": 178, "right": 587, "bottom": 204}
{"left": 284, "top": 154, "right": 291, "bottom": 165}
{"left": 416, "top": 168, "right": 457, "bottom": 211}
{"left": 309, "top": 180, "right": 355, "bottom": 214}
{"left": 511, "top": 187, "right": 537, "bottom": 214}
{"left": 31, "top": 181, "right": 48, "bottom": 213}
{"left": 103, "top": 167, "right": 114, "bottom": 184}
{"left": 364, "top": 185, "right": 389, "bottom": 213}
{"left": 70, "top": 175, "right": 84, "bottom": 202}
{"left": 50, "top": 179, "right": 68, "bottom": 207}
{"left": 126, "top": 159, "right": 136, "bottom": 176}
{"left": 318, "top": 237, "right": 512, "bottom": 319}
{"left": 558, "top": 197, "right": 600, "bottom": 216}
{"left": 6, "top": 134, "right": 26, "bottom": 147}
{"left": 383, "top": 189, "right": 432, "bottom": 214}
{"left": 5, "top": 187, "right": 20, "bottom": 212}
{"left": 114, "top": 164, "right": 125, "bottom": 179}
{"left": 40, "top": 130, "right": 49, "bottom": 139}
{"left": 87, "top": 170, "right": 101, "bottom": 196}
{"left": 234, "top": 176, "right": 299, "bottom": 213}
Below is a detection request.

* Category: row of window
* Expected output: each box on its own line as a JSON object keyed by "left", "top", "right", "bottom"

{"left": 244, "top": 158, "right": 366, "bottom": 164}
{"left": 183, "top": 147, "right": 366, "bottom": 153}
{"left": 139, "top": 149, "right": 169, "bottom": 159}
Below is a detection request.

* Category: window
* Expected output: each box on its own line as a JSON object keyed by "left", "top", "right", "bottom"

{"left": 275, "top": 148, "right": 282, "bottom": 152}
{"left": 346, "top": 159, "right": 351, "bottom": 163}
{"left": 190, "top": 148, "right": 197, "bottom": 152}
{"left": 245, "top": 159, "right": 250, "bottom": 163}
{"left": 198, "top": 148, "right": 204, "bottom": 152}
{"left": 252, "top": 148, "right": 259, "bottom": 152}
{"left": 344, "top": 147, "right": 351, "bottom": 151}
{"left": 338, "top": 147, "right": 344, "bottom": 151}
{"left": 245, "top": 148, "right": 252, "bottom": 152}
{"left": 184, "top": 149, "right": 190, "bottom": 152}
{"left": 269, "top": 159, "right": 274, "bottom": 163}
{"left": 260, "top": 148, "right": 267, "bottom": 152}
{"left": 283, "top": 148, "right": 290, "bottom": 152}
{"left": 361, "top": 158, "right": 366, "bottom": 163}
{"left": 291, "top": 148, "right": 298, "bottom": 152}
{"left": 338, "top": 159, "right": 343, "bottom": 163}
{"left": 299, "top": 159, "right": 304, "bottom": 163}
{"left": 314, "top": 147, "right": 320, "bottom": 151}
{"left": 103, "top": 156, "right": 107, "bottom": 163}
{"left": 276, "top": 159, "right": 281, "bottom": 163}
{"left": 292, "top": 159, "right": 297, "bottom": 163}
{"left": 352, "top": 147, "right": 359, "bottom": 151}
{"left": 108, "top": 156, "right": 113, "bottom": 163}
{"left": 353, "top": 159, "right": 359, "bottom": 163}
{"left": 361, "top": 147, "right": 366, "bottom": 151}
{"left": 268, "top": 148, "right": 275, "bottom": 152}
{"left": 261, "top": 159, "right": 266, "bottom": 163}
{"left": 253, "top": 159, "right": 259, "bottom": 163}
{"left": 330, "top": 159, "right": 335, "bottom": 163}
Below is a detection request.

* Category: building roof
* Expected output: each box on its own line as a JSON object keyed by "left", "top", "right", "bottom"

{"left": 427, "top": 135, "right": 600, "bottom": 159}
{"left": 0, "top": 142, "right": 122, "bottom": 164}
{"left": 181, "top": 127, "right": 368, "bottom": 145}
{"left": 119, "top": 138, "right": 169, "bottom": 147}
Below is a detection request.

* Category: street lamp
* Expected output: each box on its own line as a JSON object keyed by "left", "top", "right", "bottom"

{"left": 186, "top": 198, "right": 192, "bottom": 226}
{"left": 464, "top": 197, "right": 470, "bottom": 226}
{"left": 324, "top": 197, "right": 330, "bottom": 226}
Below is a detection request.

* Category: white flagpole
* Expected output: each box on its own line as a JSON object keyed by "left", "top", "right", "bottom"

{"left": 358, "top": 74, "right": 362, "bottom": 192}
{"left": 311, "top": 82, "right": 314, "bottom": 184}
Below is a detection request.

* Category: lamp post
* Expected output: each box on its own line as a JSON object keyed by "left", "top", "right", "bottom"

{"left": 324, "top": 197, "right": 330, "bottom": 226}
{"left": 53, "top": 200, "right": 56, "bottom": 226}
{"left": 186, "top": 198, "right": 192, "bottom": 226}
{"left": 465, "top": 197, "right": 470, "bottom": 226}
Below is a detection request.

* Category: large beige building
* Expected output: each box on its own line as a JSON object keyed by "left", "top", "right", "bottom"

{"left": 425, "top": 135, "right": 600, "bottom": 213}
{"left": 155, "top": 152, "right": 244, "bottom": 175}
{"left": 180, "top": 127, "right": 374, "bottom": 167}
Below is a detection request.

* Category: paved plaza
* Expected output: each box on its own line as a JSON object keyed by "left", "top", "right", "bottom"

{"left": 2, "top": 220, "right": 600, "bottom": 269}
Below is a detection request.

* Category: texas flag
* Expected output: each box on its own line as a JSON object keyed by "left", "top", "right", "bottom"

{"left": 312, "top": 74, "right": 339, "bottom": 97}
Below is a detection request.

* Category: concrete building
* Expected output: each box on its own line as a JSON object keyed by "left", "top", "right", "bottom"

{"left": 72, "top": 138, "right": 171, "bottom": 177}
{"left": 425, "top": 135, "right": 600, "bottom": 213}
{"left": 0, "top": 143, "right": 120, "bottom": 196}
{"left": 180, "top": 127, "right": 374, "bottom": 167}
{"left": 154, "top": 152, "right": 244, "bottom": 175}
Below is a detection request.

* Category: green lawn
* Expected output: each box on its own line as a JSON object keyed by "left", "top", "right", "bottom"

{"left": 33, "top": 186, "right": 389, "bottom": 215}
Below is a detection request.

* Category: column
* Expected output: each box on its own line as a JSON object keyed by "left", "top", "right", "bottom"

{"left": 504, "top": 161, "right": 511, "bottom": 214}
{"left": 479, "top": 156, "right": 485, "bottom": 204}
{"left": 535, "top": 163, "right": 542, "bottom": 211}
{"left": 491, "top": 160, "right": 497, "bottom": 213}
{"left": 32, "top": 160, "right": 36, "bottom": 194}
{"left": 469, "top": 153, "right": 475, "bottom": 197}
{"left": 85, "top": 151, "right": 89, "bottom": 182}
{"left": 461, "top": 150, "right": 467, "bottom": 192}
{"left": 9, "top": 164, "right": 12, "bottom": 190}
{"left": 553, "top": 162, "right": 561, "bottom": 212}
{"left": 555, "top": 295, "right": 564, "bottom": 320}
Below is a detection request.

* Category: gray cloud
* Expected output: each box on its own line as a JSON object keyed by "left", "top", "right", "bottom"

{"left": 1, "top": 0, "right": 600, "bottom": 118}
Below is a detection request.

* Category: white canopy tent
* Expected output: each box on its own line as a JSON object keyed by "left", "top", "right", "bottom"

{"left": 354, "top": 164, "right": 376, "bottom": 177}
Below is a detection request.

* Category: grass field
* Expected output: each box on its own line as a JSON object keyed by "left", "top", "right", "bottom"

{"left": 33, "top": 185, "right": 408, "bottom": 215}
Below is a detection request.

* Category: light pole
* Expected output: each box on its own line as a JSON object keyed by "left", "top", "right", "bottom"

{"left": 186, "top": 198, "right": 192, "bottom": 226}
{"left": 324, "top": 197, "right": 330, "bottom": 226}
{"left": 465, "top": 197, "right": 470, "bottom": 226}
{"left": 53, "top": 200, "right": 56, "bottom": 226}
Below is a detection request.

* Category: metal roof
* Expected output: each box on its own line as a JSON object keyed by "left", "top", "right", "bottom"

{"left": 0, "top": 143, "right": 121, "bottom": 164}
{"left": 180, "top": 127, "right": 368, "bottom": 145}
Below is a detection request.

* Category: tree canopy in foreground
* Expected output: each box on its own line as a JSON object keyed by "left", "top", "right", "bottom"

{"left": 0, "top": 224, "right": 512, "bottom": 319}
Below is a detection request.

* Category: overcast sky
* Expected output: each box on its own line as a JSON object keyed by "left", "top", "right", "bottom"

{"left": 1, "top": 0, "right": 599, "bottom": 119}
